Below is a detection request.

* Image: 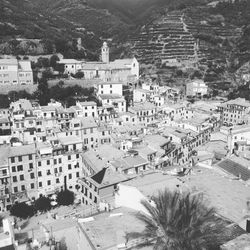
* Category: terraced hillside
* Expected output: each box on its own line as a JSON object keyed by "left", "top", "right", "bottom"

{"left": 131, "top": 11, "right": 198, "bottom": 66}
{"left": 184, "top": 7, "right": 242, "bottom": 67}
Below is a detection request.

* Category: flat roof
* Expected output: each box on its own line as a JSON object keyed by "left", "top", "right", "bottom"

{"left": 78, "top": 207, "right": 145, "bottom": 250}
{"left": 8, "top": 144, "right": 36, "bottom": 157}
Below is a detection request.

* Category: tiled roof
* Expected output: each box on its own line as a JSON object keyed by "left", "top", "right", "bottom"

{"left": 217, "top": 158, "right": 250, "bottom": 181}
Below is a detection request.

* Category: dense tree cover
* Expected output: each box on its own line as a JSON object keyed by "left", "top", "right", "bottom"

{"left": 34, "top": 195, "right": 51, "bottom": 212}
{"left": 128, "top": 189, "right": 231, "bottom": 250}
{"left": 209, "top": 0, "right": 250, "bottom": 66}
{"left": 57, "top": 190, "right": 75, "bottom": 206}
{"left": 10, "top": 203, "right": 35, "bottom": 219}
{"left": 0, "top": 78, "right": 95, "bottom": 109}
{"left": 228, "top": 82, "right": 250, "bottom": 100}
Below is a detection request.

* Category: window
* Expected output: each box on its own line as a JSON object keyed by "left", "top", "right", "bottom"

{"left": 29, "top": 154, "right": 32, "bottom": 160}
{"left": 54, "top": 168, "right": 58, "bottom": 174}
{"left": 12, "top": 166, "right": 16, "bottom": 172}
{"left": 29, "top": 163, "right": 33, "bottom": 169}
{"left": 17, "top": 165, "right": 23, "bottom": 171}
{"left": 68, "top": 164, "right": 72, "bottom": 170}
{"left": 59, "top": 167, "right": 62, "bottom": 172}
{"left": 59, "top": 158, "right": 62, "bottom": 164}
{"left": 76, "top": 172, "right": 79, "bottom": 178}
{"left": 38, "top": 161, "right": 41, "bottom": 167}
{"left": 69, "top": 173, "right": 72, "bottom": 179}
{"left": 14, "top": 187, "right": 18, "bottom": 193}
{"left": 39, "top": 182, "right": 42, "bottom": 187}
{"left": 18, "top": 156, "right": 22, "bottom": 162}
{"left": 47, "top": 180, "right": 51, "bottom": 186}
{"left": 21, "top": 185, "right": 25, "bottom": 191}
{"left": 76, "top": 154, "right": 79, "bottom": 159}
{"left": 68, "top": 155, "right": 71, "bottom": 160}
{"left": 47, "top": 160, "right": 50, "bottom": 165}
{"left": 11, "top": 157, "right": 15, "bottom": 163}
{"left": 12, "top": 176, "right": 17, "bottom": 182}
{"left": 38, "top": 171, "right": 42, "bottom": 177}
{"left": 30, "top": 183, "right": 35, "bottom": 189}
{"left": 30, "top": 173, "right": 35, "bottom": 179}
{"left": 20, "top": 175, "right": 24, "bottom": 181}
{"left": 56, "top": 178, "right": 60, "bottom": 184}
{"left": 54, "top": 159, "right": 57, "bottom": 165}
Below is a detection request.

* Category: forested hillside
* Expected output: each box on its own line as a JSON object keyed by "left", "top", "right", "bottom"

{"left": 0, "top": 0, "right": 250, "bottom": 77}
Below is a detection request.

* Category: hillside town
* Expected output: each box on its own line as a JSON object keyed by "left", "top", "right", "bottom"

{"left": 1, "top": 38, "right": 250, "bottom": 250}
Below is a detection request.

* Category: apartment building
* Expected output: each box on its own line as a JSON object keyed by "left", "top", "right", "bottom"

{"left": 78, "top": 167, "right": 128, "bottom": 207}
{"left": 76, "top": 101, "right": 97, "bottom": 118}
{"left": 218, "top": 98, "right": 250, "bottom": 126}
{"left": 0, "top": 59, "right": 33, "bottom": 85}
{"left": 58, "top": 59, "right": 83, "bottom": 75}
{"left": 99, "top": 94, "right": 126, "bottom": 113}
{"left": 8, "top": 144, "right": 37, "bottom": 204}
{"left": 186, "top": 79, "right": 208, "bottom": 97}
{"left": 129, "top": 102, "right": 157, "bottom": 125}
{"left": 97, "top": 82, "right": 123, "bottom": 96}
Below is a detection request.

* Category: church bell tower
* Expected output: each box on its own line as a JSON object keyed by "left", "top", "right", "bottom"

{"left": 101, "top": 42, "right": 109, "bottom": 64}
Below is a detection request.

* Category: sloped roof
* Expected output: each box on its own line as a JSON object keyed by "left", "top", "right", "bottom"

{"left": 112, "top": 155, "right": 148, "bottom": 171}
{"left": 80, "top": 117, "right": 98, "bottom": 129}
{"left": 18, "top": 60, "right": 32, "bottom": 71}
{"left": 217, "top": 158, "right": 250, "bottom": 181}
{"left": 82, "top": 62, "right": 110, "bottom": 70}
{"left": 91, "top": 167, "right": 129, "bottom": 188}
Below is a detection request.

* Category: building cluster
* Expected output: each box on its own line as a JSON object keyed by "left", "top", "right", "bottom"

{"left": 0, "top": 70, "right": 222, "bottom": 212}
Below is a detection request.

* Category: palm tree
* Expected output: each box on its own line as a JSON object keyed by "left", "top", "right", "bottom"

{"left": 128, "top": 189, "right": 226, "bottom": 250}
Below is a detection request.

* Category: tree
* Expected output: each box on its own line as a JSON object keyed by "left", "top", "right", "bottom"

{"left": 57, "top": 190, "right": 75, "bottom": 206}
{"left": 34, "top": 195, "right": 51, "bottom": 212}
{"left": 10, "top": 203, "right": 34, "bottom": 219}
{"left": 74, "top": 71, "right": 84, "bottom": 79}
{"left": 50, "top": 55, "right": 60, "bottom": 69}
{"left": 128, "top": 189, "right": 226, "bottom": 250}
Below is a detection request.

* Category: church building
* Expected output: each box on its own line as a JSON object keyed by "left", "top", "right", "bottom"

{"left": 58, "top": 42, "right": 139, "bottom": 84}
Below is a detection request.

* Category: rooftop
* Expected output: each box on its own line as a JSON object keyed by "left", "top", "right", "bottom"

{"left": 59, "top": 136, "right": 83, "bottom": 146}
{"left": 221, "top": 98, "right": 250, "bottom": 108}
{"left": 129, "top": 102, "right": 156, "bottom": 112}
{"left": 82, "top": 62, "right": 110, "bottom": 70}
{"left": 78, "top": 207, "right": 145, "bottom": 250}
{"left": 99, "top": 94, "right": 123, "bottom": 100}
{"left": 0, "top": 59, "right": 18, "bottom": 65}
{"left": 8, "top": 144, "right": 36, "bottom": 157}
{"left": 18, "top": 60, "right": 32, "bottom": 71}
{"left": 77, "top": 101, "right": 97, "bottom": 107}
{"left": 58, "top": 59, "right": 82, "bottom": 64}
{"left": 217, "top": 157, "right": 250, "bottom": 181}
{"left": 90, "top": 167, "right": 129, "bottom": 188}
{"left": 112, "top": 155, "right": 148, "bottom": 170}
{"left": 80, "top": 117, "right": 98, "bottom": 129}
